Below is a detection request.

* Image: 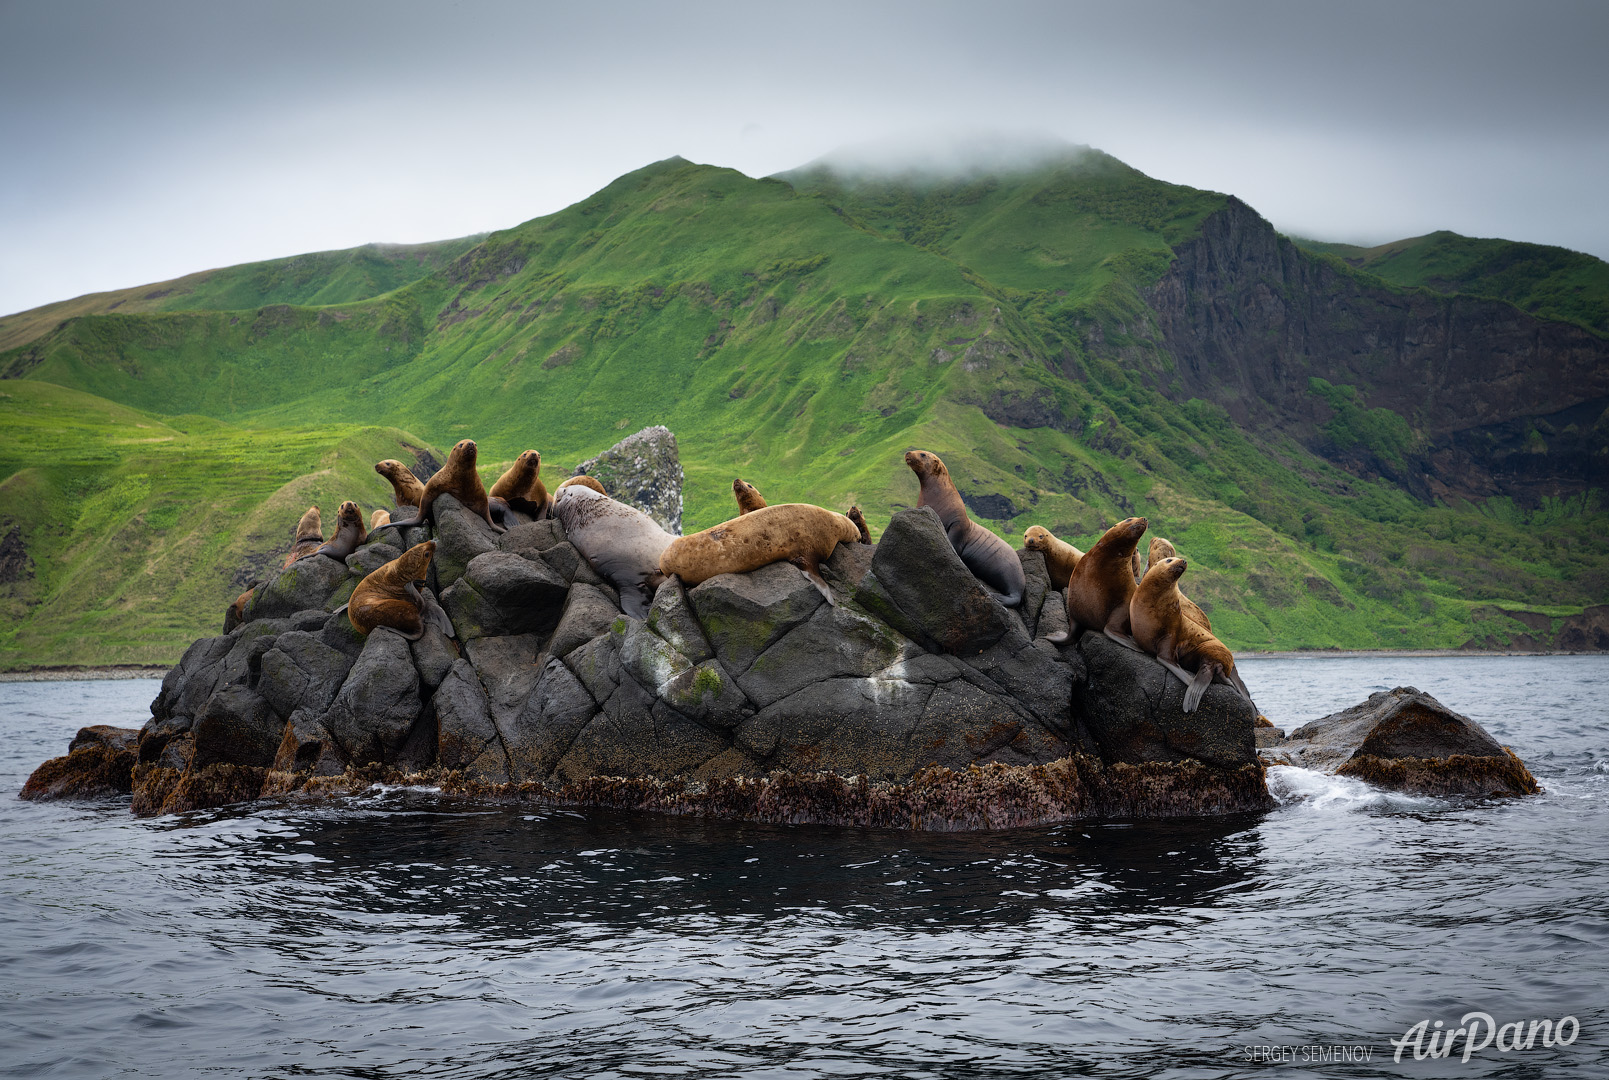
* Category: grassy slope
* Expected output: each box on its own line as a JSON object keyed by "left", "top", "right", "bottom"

{"left": 1293, "top": 231, "right": 1609, "bottom": 335}
{"left": 0, "top": 154, "right": 1603, "bottom": 667}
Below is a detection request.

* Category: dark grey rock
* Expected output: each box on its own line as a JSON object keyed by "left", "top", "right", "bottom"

{"left": 137, "top": 714, "right": 193, "bottom": 765}
{"left": 1074, "top": 631, "right": 1257, "bottom": 768}
{"left": 346, "top": 542, "right": 401, "bottom": 577}
{"left": 1037, "top": 587, "right": 1071, "bottom": 642}
{"left": 432, "top": 493, "right": 500, "bottom": 589}
{"left": 432, "top": 659, "right": 505, "bottom": 777}
{"left": 573, "top": 425, "right": 684, "bottom": 534}
{"left": 553, "top": 678, "right": 726, "bottom": 781}
{"left": 689, "top": 560, "right": 823, "bottom": 675}
{"left": 271, "top": 709, "right": 347, "bottom": 777}
{"left": 152, "top": 633, "right": 234, "bottom": 721}
{"left": 543, "top": 584, "right": 621, "bottom": 665}
{"left": 320, "top": 610, "right": 368, "bottom": 659}
{"left": 410, "top": 626, "right": 458, "bottom": 691}
{"left": 251, "top": 556, "right": 351, "bottom": 621}
{"left": 965, "top": 624, "right": 1077, "bottom": 734}
{"left": 737, "top": 677, "right": 928, "bottom": 776}
{"left": 863, "top": 507, "right": 1016, "bottom": 656}
{"left": 563, "top": 632, "right": 620, "bottom": 707}
{"left": 647, "top": 578, "right": 713, "bottom": 665}
{"left": 323, "top": 628, "right": 424, "bottom": 766}
{"left": 463, "top": 633, "right": 543, "bottom": 745}
{"left": 503, "top": 658, "right": 600, "bottom": 781}
{"left": 737, "top": 603, "right": 914, "bottom": 710}
{"left": 1018, "top": 549, "right": 1050, "bottom": 640}
{"left": 258, "top": 630, "right": 355, "bottom": 720}
{"left": 497, "top": 520, "right": 566, "bottom": 561}
{"left": 288, "top": 609, "right": 329, "bottom": 633}
{"left": 192, "top": 685, "right": 283, "bottom": 769}
{"left": 822, "top": 538, "right": 876, "bottom": 596}
{"left": 1279, "top": 686, "right": 1512, "bottom": 772}
{"left": 462, "top": 551, "right": 569, "bottom": 633}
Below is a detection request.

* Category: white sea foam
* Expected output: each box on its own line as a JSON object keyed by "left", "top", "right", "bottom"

{"left": 1266, "top": 765, "right": 1437, "bottom": 811}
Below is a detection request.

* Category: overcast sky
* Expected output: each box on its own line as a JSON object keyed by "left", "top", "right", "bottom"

{"left": 2, "top": 0, "right": 1605, "bottom": 316}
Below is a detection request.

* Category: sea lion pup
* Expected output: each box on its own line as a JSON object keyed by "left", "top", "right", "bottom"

{"left": 1147, "top": 536, "right": 1211, "bottom": 632}
{"left": 660, "top": 503, "right": 861, "bottom": 605}
{"left": 315, "top": 500, "right": 367, "bottom": 560}
{"left": 281, "top": 506, "right": 324, "bottom": 568}
{"left": 846, "top": 505, "right": 872, "bottom": 544}
{"left": 1022, "top": 525, "right": 1082, "bottom": 590}
{"left": 732, "top": 478, "right": 768, "bottom": 515}
{"left": 558, "top": 475, "right": 606, "bottom": 496}
{"left": 489, "top": 449, "right": 553, "bottom": 518}
{"left": 1046, "top": 516, "right": 1148, "bottom": 649}
{"left": 372, "top": 439, "right": 504, "bottom": 535}
{"left": 551, "top": 483, "right": 675, "bottom": 619}
{"left": 903, "top": 450, "right": 1025, "bottom": 607}
{"left": 375, "top": 459, "right": 426, "bottom": 508}
{"left": 1130, "top": 556, "right": 1252, "bottom": 713}
{"left": 369, "top": 509, "right": 391, "bottom": 531}
{"left": 346, "top": 541, "right": 453, "bottom": 640}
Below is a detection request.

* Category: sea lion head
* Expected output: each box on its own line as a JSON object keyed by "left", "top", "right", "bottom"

{"left": 733, "top": 478, "right": 757, "bottom": 498}
{"left": 558, "top": 475, "right": 606, "bottom": 496}
{"left": 904, "top": 449, "right": 948, "bottom": 480}
{"left": 1023, "top": 525, "right": 1052, "bottom": 553}
{"left": 552, "top": 481, "right": 605, "bottom": 528}
{"left": 513, "top": 449, "right": 541, "bottom": 481}
{"left": 1108, "top": 516, "right": 1148, "bottom": 547}
{"left": 398, "top": 540, "right": 436, "bottom": 582}
{"left": 336, "top": 500, "right": 362, "bottom": 528}
{"left": 1157, "top": 555, "right": 1186, "bottom": 581}
{"left": 375, "top": 460, "right": 406, "bottom": 481}
{"left": 450, "top": 439, "right": 477, "bottom": 466}
{"left": 1148, "top": 536, "right": 1177, "bottom": 564}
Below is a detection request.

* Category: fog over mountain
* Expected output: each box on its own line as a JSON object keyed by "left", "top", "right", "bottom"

{"left": 2, "top": 0, "right": 1606, "bottom": 315}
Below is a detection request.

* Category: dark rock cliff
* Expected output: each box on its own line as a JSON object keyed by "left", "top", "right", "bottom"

{"left": 1144, "top": 198, "right": 1609, "bottom": 503}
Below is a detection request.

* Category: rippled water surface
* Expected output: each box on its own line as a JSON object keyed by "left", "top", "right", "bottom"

{"left": 2, "top": 657, "right": 1606, "bottom": 1078}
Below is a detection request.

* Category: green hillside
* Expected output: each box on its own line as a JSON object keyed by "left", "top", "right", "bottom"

{"left": 0, "top": 151, "right": 1604, "bottom": 669}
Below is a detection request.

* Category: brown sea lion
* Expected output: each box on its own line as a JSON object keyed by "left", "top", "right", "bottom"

{"left": 1130, "top": 556, "right": 1252, "bottom": 713}
{"left": 373, "top": 439, "right": 503, "bottom": 535}
{"left": 557, "top": 475, "right": 607, "bottom": 496}
{"left": 1147, "top": 536, "right": 1211, "bottom": 631}
{"left": 282, "top": 506, "right": 324, "bottom": 568}
{"left": 847, "top": 505, "right": 872, "bottom": 544}
{"left": 732, "top": 478, "right": 768, "bottom": 515}
{"left": 346, "top": 541, "right": 453, "bottom": 640}
{"left": 1047, "top": 516, "right": 1148, "bottom": 649}
{"left": 316, "top": 501, "right": 367, "bottom": 560}
{"left": 551, "top": 483, "right": 675, "bottom": 619}
{"left": 375, "top": 459, "right": 426, "bottom": 508}
{"left": 661, "top": 503, "right": 861, "bottom": 604}
{"left": 223, "top": 583, "right": 258, "bottom": 633}
{"left": 369, "top": 509, "right": 391, "bottom": 531}
{"left": 1131, "top": 548, "right": 1145, "bottom": 584}
{"left": 904, "top": 450, "right": 1025, "bottom": 606}
{"left": 490, "top": 449, "right": 553, "bottom": 518}
{"left": 1022, "top": 525, "right": 1082, "bottom": 590}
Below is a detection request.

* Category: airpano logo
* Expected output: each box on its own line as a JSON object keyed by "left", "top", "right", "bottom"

{"left": 1390, "top": 1012, "right": 1580, "bottom": 1063}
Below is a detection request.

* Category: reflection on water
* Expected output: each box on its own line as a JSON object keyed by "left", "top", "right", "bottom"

{"left": 1, "top": 658, "right": 1605, "bottom": 1079}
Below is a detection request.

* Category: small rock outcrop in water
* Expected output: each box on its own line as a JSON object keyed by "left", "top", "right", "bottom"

{"left": 572, "top": 425, "right": 684, "bottom": 534}
{"left": 1261, "top": 687, "right": 1539, "bottom": 797}
{"left": 20, "top": 726, "right": 138, "bottom": 801}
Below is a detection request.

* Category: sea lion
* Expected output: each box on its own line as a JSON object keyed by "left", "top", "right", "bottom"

{"left": 315, "top": 501, "right": 367, "bottom": 560}
{"left": 223, "top": 583, "right": 258, "bottom": 633}
{"left": 1130, "top": 556, "right": 1252, "bottom": 713}
{"left": 375, "top": 460, "right": 426, "bottom": 508}
{"left": 660, "top": 503, "right": 861, "bottom": 604}
{"left": 551, "top": 483, "right": 675, "bottom": 619}
{"left": 369, "top": 509, "right": 391, "bottom": 531}
{"left": 1047, "top": 516, "right": 1147, "bottom": 648}
{"left": 1022, "top": 525, "right": 1082, "bottom": 590}
{"left": 490, "top": 449, "right": 553, "bottom": 518}
{"left": 903, "top": 450, "right": 1024, "bottom": 607}
{"left": 557, "top": 475, "right": 606, "bottom": 496}
{"left": 346, "top": 541, "right": 453, "bottom": 640}
{"left": 732, "top": 478, "right": 767, "bottom": 515}
{"left": 282, "top": 506, "right": 324, "bottom": 568}
{"left": 1147, "top": 536, "right": 1211, "bottom": 631}
{"left": 1131, "top": 548, "right": 1145, "bottom": 584}
{"left": 373, "top": 439, "right": 503, "bottom": 535}
{"left": 847, "top": 505, "right": 872, "bottom": 544}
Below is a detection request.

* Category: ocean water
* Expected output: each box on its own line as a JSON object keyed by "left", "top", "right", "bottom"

{"left": 1, "top": 656, "right": 1605, "bottom": 1079}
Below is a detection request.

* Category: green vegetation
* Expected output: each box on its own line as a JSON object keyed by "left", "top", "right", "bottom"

{"left": 0, "top": 152, "right": 1604, "bottom": 669}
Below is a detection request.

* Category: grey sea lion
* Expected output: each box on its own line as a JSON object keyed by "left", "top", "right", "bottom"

{"left": 551, "top": 483, "right": 675, "bottom": 619}
{"left": 904, "top": 450, "right": 1024, "bottom": 606}
{"left": 315, "top": 500, "right": 367, "bottom": 560}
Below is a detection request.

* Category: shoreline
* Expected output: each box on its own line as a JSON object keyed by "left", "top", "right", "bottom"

{"left": 0, "top": 667, "right": 167, "bottom": 683}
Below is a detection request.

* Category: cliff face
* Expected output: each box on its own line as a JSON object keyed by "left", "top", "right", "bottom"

{"left": 1145, "top": 199, "right": 1609, "bottom": 502}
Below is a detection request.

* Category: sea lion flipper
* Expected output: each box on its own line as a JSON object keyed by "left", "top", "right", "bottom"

{"left": 419, "top": 588, "right": 456, "bottom": 639}
{"left": 1182, "top": 664, "right": 1215, "bottom": 713}
{"left": 331, "top": 603, "right": 350, "bottom": 617}
{"left": 1103, "top": 628, "right": 1145, "bottom": 653}
{"left": 621, "top": 583, "right": 652, "bottom": 620}
{"left": 805, "top": 566, "right": 836, "bottom": 606}
{"left": 1157, "top": 655, "right": 1195, "bottom": 688}
{"left": 1044, "top": 630, "right": 1070, "bottom": 644}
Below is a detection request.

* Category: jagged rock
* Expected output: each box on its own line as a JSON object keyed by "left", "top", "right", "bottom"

{"left": 736, "top": 602, "right": 913, "bottom": 709}
{"left": 258, "top": 630, "right": 355, "bottom": 720}
{"left": 1269, "top": 686, "right": 1539, "bottom": 796}
{"left": 431, "top": 493, "right": 500, "bottom": 589}
{"left": 249, "top": 555, "right": 351, "bottom": 621}
{"left": 410, "top": 625, "right": 458, "bottom": 690}
{"left": 320, "top": 610, "right": 367, "bottom": 659}
{"left": 322, "top": 628, "right": 424, "bottom": 766}
{"left": 861, "top": 507, "right": 1016, "bottom": 656}
{"left": 432, "top": 659, "right": 505, "bottom": 778}
{"left": 1074, "top": 631, "right": 1257, "bottom": 768}
{"left": 497, "top": 520, "right": 566, "bottom": 562}
{"left": 573, "top": 425, "right": 684, "bottom": 534}
{"left": 689, "top": 560, "right": 824, "bottom": 675}
{"left": 542, "top": 584, "right": 623, "bottom": 665}
{"left": 262, "top": 709, "right": 348, "bottom": 794}
{"left": 968, "top": 624, "right": 1083, "bottom": 738}
{"left": 151, "top": 633, "right": 234, "bottom": 722}
{"left": 1018, "top": 549, "right": 1050, "bottom": 640}
{"left": 346, "top": 542, "right": 401, "bottom": 577}
{"left": 192, "top": 685, "right": 282, "bottom": 769}
{"left": 19, "top": 726, "right": 138, "bottom": 801}
{"left": 503, "top": 658, "right": 598, "bottom": 781}
{"left": 441, "top": 551, "right": 567, "bottom": 639}
{"left": 463, "top": 633, "right": 543, "bottom": 753}
{"left": 563, "top": 632, "right": 620, "bottom": 707}
{"left": 646, "top": 578, "right": 713, "bottom": 664}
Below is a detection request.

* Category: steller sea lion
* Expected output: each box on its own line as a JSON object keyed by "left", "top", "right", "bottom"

{"left": 1131, "top": 548, "right": 1145, "bottom": 584}
{"left": 732, "top": 478, "right": 767, "bottom": 515}
{"left": 1047, "top": 516, "right": 1147, "bottom": 649}
{"left": 557, "top": 475, "right": 607, "bottom": 496}
{"left": 316, "top": 501, "right": 367, "bottom": 560}
{"left": 660, "top": 503, "right": 861, "bottom": 605}
{"left": 1023, "top": 525, "right": 1082, "bottom": 590}
{"left": 223, "top": 582, "right": 259, "bottom": 633}
{"left": 490, "top": 449, "right": 553, "bottom": 518}
{"left": 369, "top": 509, "right": 391, "bottom": 531}
{"left": 282, "top": 506, "right": 324, "bottom": 568}
{"left": 1147, "top": 536, "right": 1211, "bottom": 632}
{"left": 373, "top": 439, "right": 503, "bottom": 535}
{"left": 375, "top": 459, "right": 426, "bottom": 508}
{"left": 346, "top": 541, "right": 453, "bottom": 640}
{"left": 551, "top": 483, "right": 675, "bottom": 619}
{"left": 1130, "top": 556, "right": 1252, "bottom": 713}
{"left": 904, "top": 450, "right": 1024, "bottom": 607}
{"left": 847, "top": 505, "right": 872, "bottom": 544}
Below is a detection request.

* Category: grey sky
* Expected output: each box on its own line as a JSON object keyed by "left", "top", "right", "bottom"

{"left": 2, "top": 0, "right": 1605, "bottom": 316}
